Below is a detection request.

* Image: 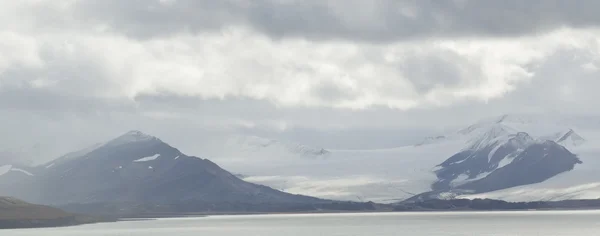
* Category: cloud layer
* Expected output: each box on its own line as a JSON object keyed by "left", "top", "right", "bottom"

{"left": 2, "top": 0, "right": 600, "bottom": 159}
{"left": 29, "top": 0, "right": 600, "bottom": 41}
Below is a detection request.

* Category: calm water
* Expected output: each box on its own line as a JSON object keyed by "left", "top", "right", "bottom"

{"left": 4, "top": 211, "right": 600, "bottom": 235}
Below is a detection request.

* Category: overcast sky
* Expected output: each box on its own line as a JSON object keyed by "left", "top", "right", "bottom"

{"left": 2, "top": 0, "right": 600, "bottom": 163}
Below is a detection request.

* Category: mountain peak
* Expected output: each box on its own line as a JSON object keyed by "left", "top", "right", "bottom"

{"left": 124, "top": 130, "right": 151, "bottom": 137}
{"left": 104, "top": 130, "right": 158, "bottom": 147}
{"left": 466, "top": 124, "right": 517, "bottom": 150}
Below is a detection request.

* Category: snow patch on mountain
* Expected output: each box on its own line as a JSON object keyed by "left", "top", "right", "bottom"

{"left": 10, "top": 168, "right": 34, "bottom": 176}
{"left": 460, "top": 182, "right": 600, "bottom": 202}
{"left": 450, "top": 172, "right": 490, "bottom": 188}
{"left": 496, "top": 152, "right": 518, "bottom": 169}
{"left": 465, "top": 125, "right": 523, "bottom": 151}
{"left": 133, "top": 154, "right": 161, "bottom": 162}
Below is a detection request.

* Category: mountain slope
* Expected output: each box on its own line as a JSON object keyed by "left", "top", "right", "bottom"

{"left": 1, "top": 131, "right": 326, "bottom": 210}
{"left": 458, "top": 141, "right": 581, "bottom": 193}
{"left": 433, "top": 129, "right": 536, "bottom": 190}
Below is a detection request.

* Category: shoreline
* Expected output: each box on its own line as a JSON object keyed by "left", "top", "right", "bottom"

{"left": 115, "top": 207, "right": 600, "bottom": 220}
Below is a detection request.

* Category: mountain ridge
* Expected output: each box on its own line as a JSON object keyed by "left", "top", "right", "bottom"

{"left": 0, "top": 131, "right": 334, "bottom": 215}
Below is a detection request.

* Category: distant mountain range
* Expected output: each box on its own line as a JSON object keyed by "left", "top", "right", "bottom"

{"left": 2, "top": 113, "right": 600, "bottom": 211}
{"left": 226, "top": 113, "right": 600, "bottom": 203}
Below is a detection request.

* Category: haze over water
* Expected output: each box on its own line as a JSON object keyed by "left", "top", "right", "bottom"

{"left": 4, "top": 211, "right": 600, "bottom": 236}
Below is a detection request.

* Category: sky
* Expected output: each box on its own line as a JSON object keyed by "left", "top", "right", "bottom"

{"left": 2, "top": 0, "right": 600, "bottom": 164}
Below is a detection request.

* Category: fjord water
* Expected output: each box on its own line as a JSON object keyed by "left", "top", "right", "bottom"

{"left": 4, "top": 211, "right": 600, "bottom": 235}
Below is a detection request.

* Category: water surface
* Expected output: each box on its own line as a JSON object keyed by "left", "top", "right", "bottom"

{"left": 4, "top": 211, "right": 600, "bottom": 235}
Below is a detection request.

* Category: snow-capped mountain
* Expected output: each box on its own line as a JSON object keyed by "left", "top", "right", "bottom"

{"left": 234, "top": 113, "right": 600, "bottom": 203}
{"left": 2, "top": 113, "right": 599, "bottom": 205}
{"left": 430, "top": 121, "right": 582, "bottom": 193}
{"left": 433, "top": 130, "right": 537, "bottom": 190}
{"left": 0, "top": 131, "right": 324, "bottom": 208}
{"left": 404, "top": 114, "right": 589, "bottom": 201}
{"left": 459, "top": 140, "right": 580, "bottom": 192}
{"left": 448, "top": 115, "right": 600, "bottom": 202}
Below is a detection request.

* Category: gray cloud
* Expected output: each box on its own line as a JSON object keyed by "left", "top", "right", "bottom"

{"left": 398, "top": 49, "right": 479, "bottom": 93}
{"left": 65, "top": 0, "right": 600, "bottom": 42}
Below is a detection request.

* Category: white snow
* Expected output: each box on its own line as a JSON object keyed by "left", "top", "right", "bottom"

{"left": 0, "top": 165, "right": 12, "bottom": 176}
{"left": 214, "top": 114, "right": 600, "bottom": 203}
{"left": 243, "top": 175, "right": 412, "bottom": 203}
{"left": 148, "top": 166, "right": 153, "bottom": 170}
{"left": 10, "top": 168, "right": 34, "bottom": 176}
{"left": 451, "top": 158, "right": 468, "bottom": 165}
{"left": 487, "top": 144, "right": 503, "bottom": 162}
{"left": 450, "top": 171, "right": 492, "bottom": 188}
{"left": 133, "top": 154, "right": 161, "bottom": 162}
{"left": 174, "top": 155, "right": 180, "bottom": 160}
{"left": 450, "top": 174, "right": 470, "bottom": 187}
{"left": 45, "top": 163, "right": 55, "bottom": 168}
{"left": 218, "top": 138, "right": 465, "bottom": 202}
{"left": 496, "top": 154, "right": 516, "bottom": 169}
{"left": 466, "top": 125, "right": 513, "bottom": 150}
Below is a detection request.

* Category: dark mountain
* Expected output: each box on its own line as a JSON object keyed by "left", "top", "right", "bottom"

{"left": 459, "top": 141, "right": 582, "bottom": 193}
{"left": 0, "top": 131, "right": 327, "bottom": 214}
{"left": 430, "top": 124, "right": 582, "bottom": 195}
{"left": 405, "top": 140, "right": 582, "bottom": 203}
{"left": 433, "top": 126, "right": 535, "bottom": 190}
